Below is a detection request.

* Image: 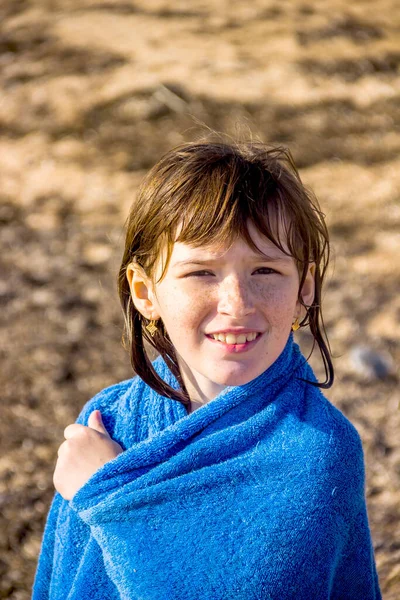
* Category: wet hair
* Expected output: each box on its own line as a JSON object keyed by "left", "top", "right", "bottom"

{"left": 118, "top": 140, "right": 333, "bottom": 408}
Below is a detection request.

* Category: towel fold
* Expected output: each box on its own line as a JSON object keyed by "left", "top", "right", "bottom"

{"left": 33, "top": 334, "right": 381, "bottom": 599}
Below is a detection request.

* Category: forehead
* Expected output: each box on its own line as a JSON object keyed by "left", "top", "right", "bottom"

{"left": 170, "top": 221, "right": 292, "bottom": 263}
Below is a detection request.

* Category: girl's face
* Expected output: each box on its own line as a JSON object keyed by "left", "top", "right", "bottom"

{"left": 128, "top": 222, "right": 315, "bottom": 404}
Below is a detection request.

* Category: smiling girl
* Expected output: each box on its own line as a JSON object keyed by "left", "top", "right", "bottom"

{"left": 33, "top": 140, "right": 381, "bottom": 599}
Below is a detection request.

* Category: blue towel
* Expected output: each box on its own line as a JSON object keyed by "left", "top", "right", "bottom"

{"left": 33, "top": 334, "right": 381, "bottom": 599}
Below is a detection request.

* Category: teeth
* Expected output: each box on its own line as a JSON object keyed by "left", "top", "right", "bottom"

{"left": 211, "top": 332, "right": 258, "bottom": 344}
{"left": 246, "top": 332, "right": 258, "bottom": 342}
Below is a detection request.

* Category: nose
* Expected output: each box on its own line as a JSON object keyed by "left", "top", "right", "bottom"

{"left": 217, "top": 276, "right": 256, "bottom": 318}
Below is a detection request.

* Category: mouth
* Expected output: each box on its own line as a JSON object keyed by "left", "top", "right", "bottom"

{"left": 205, "top": 331, "right": 262, "bottom": 352}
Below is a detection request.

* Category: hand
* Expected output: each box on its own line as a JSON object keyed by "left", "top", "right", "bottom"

{"left": 54, "top": 410, "right": 123, "bottom": 501}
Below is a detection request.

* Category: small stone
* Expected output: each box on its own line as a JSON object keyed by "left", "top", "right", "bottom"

{"left": 22, "top": 534, "right": 42, "bottom": 560}
{"left": 21, "top": 439, "right": 34, "bottom": 451}
{"left": 349, "top": 345, "right": 396, "bottom": 380}
{"left": 31, "top": 289, "right": 53, "bottom": 306}
{"left": 82, "top": 285, "right": 102, "bottom": 303}
{"left": 26, "top": 212, "right": 59, "bottom": 231}
{"left": 82, "top": 243, "right": 112, "bottom": 266}
{"left": 367, "top": 309, "right": 400, "bottom": 340}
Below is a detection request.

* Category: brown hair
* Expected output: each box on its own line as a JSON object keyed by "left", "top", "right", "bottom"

{"left": 118, "top": 140, "right": 333, "bottom": 408}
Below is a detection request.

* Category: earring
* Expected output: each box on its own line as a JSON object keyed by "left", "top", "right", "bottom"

{"left": 292, "top": 317, "right": 300, "bottom": 332}
{"left": 146, "top": 319, "right": 158, "bottom": 337}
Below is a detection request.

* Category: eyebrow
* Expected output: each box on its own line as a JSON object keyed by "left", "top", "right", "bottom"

{"left": 173, "top": 255, "right": 293, "bottom": 268}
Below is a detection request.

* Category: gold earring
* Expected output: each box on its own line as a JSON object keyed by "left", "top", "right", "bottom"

{"left": 292, "top": 317, "right": 300, "bottom": 332}
{"left": 146, "top": 319, "right": 158, "bottom": 337}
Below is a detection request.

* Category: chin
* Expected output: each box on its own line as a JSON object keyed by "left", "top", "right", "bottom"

{"left": 215, "top": 368, "right": 261, "bottom": 387}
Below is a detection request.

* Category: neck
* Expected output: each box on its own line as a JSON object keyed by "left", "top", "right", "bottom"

{"left": 171, "top": 334, "right": 297, "bottom": 413}
{"left": 177, "top": 357, "right": 228, "bottom": 409}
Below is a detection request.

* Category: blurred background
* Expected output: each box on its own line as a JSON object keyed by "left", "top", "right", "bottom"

{"left": 0, "top": 0, "right": 399, "bottom": 597}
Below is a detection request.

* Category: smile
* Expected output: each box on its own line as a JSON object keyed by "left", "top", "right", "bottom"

{"left": 205, "top": 332, "right": 262, "bottom": 353}
{"left": 208, "top": 332, "right": 259, "bottom": 344}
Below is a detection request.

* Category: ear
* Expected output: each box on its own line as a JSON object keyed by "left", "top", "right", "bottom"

{"left": 126, "top": 263, "right": 160, "bottom": 320}
{"left": 296, "top": 263, "right": 315, "bottom": 317}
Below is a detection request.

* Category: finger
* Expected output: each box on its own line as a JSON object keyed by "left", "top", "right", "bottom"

{"left": 64, "top": 423, "right": 87, "bottom": 439}
{"left": 87, "top": 410, "right": 111, "bottom": 438}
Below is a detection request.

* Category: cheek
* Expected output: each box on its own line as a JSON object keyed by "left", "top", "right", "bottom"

{"left": 254, "top": 282, "right": 298, "bottom": 320}
{"left": 159, "top": 289, "right": 210, "bottom": 329}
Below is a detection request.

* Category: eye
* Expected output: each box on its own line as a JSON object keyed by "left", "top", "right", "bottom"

{"left": 184, "top": 268, "right": 279, "bottom": 277}
{"left": 185, "top": 270, "right": 214, "bottom": 277}
{"left": 254, "top": 267, "right": 279, "bottom": 275}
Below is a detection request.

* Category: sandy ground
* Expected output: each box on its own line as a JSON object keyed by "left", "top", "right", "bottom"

{"left": 0, "top": 0, "right": 399, "bottom": 597}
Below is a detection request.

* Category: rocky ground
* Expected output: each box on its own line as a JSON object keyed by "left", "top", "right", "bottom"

{"left": 0, "top": 0, "right": 399, "bottom": 597}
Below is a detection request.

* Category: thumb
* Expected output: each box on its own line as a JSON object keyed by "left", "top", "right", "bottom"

{"left": 88, "top": 410, "right": 111, "bottom": 437}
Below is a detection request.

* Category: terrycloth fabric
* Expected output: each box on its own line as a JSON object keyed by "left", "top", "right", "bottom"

{"left": 33, "top": 334, "right": 381, "bottom": 600}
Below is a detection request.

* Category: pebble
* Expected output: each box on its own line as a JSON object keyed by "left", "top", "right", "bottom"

{"left": 349, "top": 345, "right": 396, "bottom": 380}
{"left": 82, "top": 243, "right": 112, "bottom": 266}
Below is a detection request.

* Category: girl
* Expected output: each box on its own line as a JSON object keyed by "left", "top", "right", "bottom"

{"left": 33, "top": 140, "right": 381, "bottom": 599}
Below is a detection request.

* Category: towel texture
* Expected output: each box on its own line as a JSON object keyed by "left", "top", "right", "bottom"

{"left": 33, "top": 335, "right": 381, "bottom": 599}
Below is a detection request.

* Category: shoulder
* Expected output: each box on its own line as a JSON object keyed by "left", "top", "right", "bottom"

{"left": 321, "top": 391, "right": 363, "bottom": 457}
{"left": 74, "top": 355, "right": 172, "bottom": 447}
{"left": 291, "top": 349, "right": 364, "bottom": 466}
{"left": 301, "top": 385, "right": 366, "bottom": 493}
{"left": 302, "top": 383, "right": 363, "bottom": 456}
{"left": 75, "top": 377, "right": 137, "bottom": 426}
{"left": 76, "top": 355, "right": 171, "bottom": 424}
{"left": 285, "top": 385, "right": 368, "bottom": 519}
